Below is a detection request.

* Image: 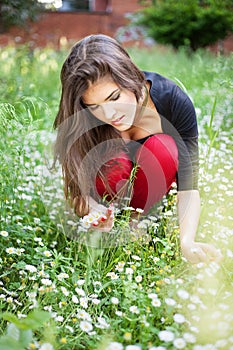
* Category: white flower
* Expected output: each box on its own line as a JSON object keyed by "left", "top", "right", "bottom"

{"left": 55, "top": 315, "right": 64, "bottom": 322}
{"left": 115, "top": 261, "right": 125, "bottom": 272}
{"left": 80, "top": 211, "right": 102, "bottom": 228}
{"left": 187, "top": 303, "right": 196, "bottom": 310}
{"left": 65, "top": 325, "right": 74, "bottom": 333}
{"left": 57, "top": 272, "right": 69, "bottom": 280}
{"left": 75, "top": 287, "right": 86, "bottom": 296}
{"left": 165, "top": 298, "right": 176, "bottom": 306}
{"left": 91, "top": 298, "right": 100, "bottom": 305}
{"left": 72, "top": 295, "right": 79, "bottom": 304}
{"left": 129, "top": 305, "right": 140, "bottom": 314}
{"left": 0, "top": 231, "right": 8, "bottom": 237}
{"left": 148, "top": 293, "right": 158, "bottom": 299}
{"left": 125, "top": 267, "right": 134, "bottom": 275}
{"left": 15, "top": 248, "right": 25, "bottom": 256}
{"left": 125, "top": 346, "right": 142, "bottom": 350}
{"left": 111, "top": 297, "right": 119, "bottom": 305}
{"left": 151, "top": 298, "right": 161, "bottom": 307}
{"left": 80, "top": 320, "right": 93, "bottom": 333}
{"left": 135, "top": 275, "right": 142, "bottom": 283}
{"left": 77, "top": 309, "right": 92, "bottom": 321}
{"left": 80, "top": 297, "right": 88, "bottom": 308}
{"left": 173, "top": 338, "right": 186, "bottom": 349}
{"left": 183, "top": 332, "right": 196, "bottom": 343}
{"left": 6, "top": 247, "right": 16, "bottom": 254}
{"left": 41, "top": 278, "right": 52, "bottom": 286}
{"left": 43, "top": 250, "right": 52, "bottom": 257}
{"left": 135, "top": 208, "right": 144, "bottom": 213}
{"left": 106, "top": 272, "right": 119, "bottom": 280}
{"left": 96, "top": 317, "right": 110, "bottom": 329}
{"left": 149, "top": 347, "right": 166, "bottom": 350}
{"left": 39, "top": 343, "right": 54, "bottom": 350}
{"left": 106, "top": 342, "right": 123, "bottom": 350}
{"left": 177, "top": 289, "right": 189, "bottom": 300}
{"left": 158, "top": 330, "right": 175, "bottom": 342}
{"left": 173, "top": 313, "right": 186, "bottom": 324}
{"left": 61, "top": 286, "right": 69, "bottom": 296}
{"left": 153, "top": 257, "right": 160, "bottom": 263}
{"left": 115, "top": 310, "right": 123, "bottom": 317}
{"left": 122, "top": 206, "right": 135, "bottom": 211}
{"left": 131, "top": 255, "right": 141, "bottom": 261}
{"left": 77, "top": 279, "right": 85, "bottom": 286}
{"left": 25, "top": 264, "right": 37, "bottom": 273}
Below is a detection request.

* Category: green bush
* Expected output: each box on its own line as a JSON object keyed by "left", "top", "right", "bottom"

{"left": 138, "top": 0, "right": 233, "bottom": 51}
{"left": 0, "top": 0, "right": 44, "bottom": 33}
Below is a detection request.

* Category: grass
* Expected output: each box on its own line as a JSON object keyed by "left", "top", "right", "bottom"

{"left": 0, "top": 43, "right": 232, "bottom": 350}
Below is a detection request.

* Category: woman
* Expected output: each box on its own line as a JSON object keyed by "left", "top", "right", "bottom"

{"left": 54, "top": 34, "right": 221, "bottom": 263}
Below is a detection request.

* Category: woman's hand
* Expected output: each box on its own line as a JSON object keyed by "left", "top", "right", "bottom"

{"left": 181, "top": 241, "right": 222, "bottom": 264}
{"left": 81, "top": 197, "right": 115, "bottom": 232}
{"left": 89, "top": 205, "right": 114, "bottom": 232}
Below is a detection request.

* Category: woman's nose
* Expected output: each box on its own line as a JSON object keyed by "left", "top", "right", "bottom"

{"left": 102, "top": 103, "right": 117, "bottom": 120}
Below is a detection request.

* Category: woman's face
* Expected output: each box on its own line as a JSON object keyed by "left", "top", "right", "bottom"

{"left": 81, "top": 76, "right": 137, "bottom": 132}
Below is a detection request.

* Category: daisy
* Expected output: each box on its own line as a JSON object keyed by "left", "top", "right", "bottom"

{"left": 106, "top": 342, "right": 123, "bottom": 350}
{"left": 173, "top": 313, "right": 186, "bottom": 324}
{"left": 80, "top": 320, "right": 93, "bottom": 333}
{"left": 173, "top": 338, "right": 186, "bottom": 349}
{"left": 111, "top": 297, "right": 119, "bottom": 305}
{"left": 129, "top": 305, "right": 140, "bottom": 314}
{"left": 6, "top": 247, "right": 16, "bottom": 254}
{"left": 158, "top": 330, "right": 175, "bottom": 342}
{"left": 0, "top": 231, "right": 8, "bottom": 237}
{"left": 39, "top": 343, "right": 54, "bottom": 350}
{"left": 25, "top": 265, "right": 37, "bottom": 273}
{"left": 152, "top": 298, "right": 161, "bottom": 307}
{"left": 77, "top": 309, "right": 92, "bottom": 321}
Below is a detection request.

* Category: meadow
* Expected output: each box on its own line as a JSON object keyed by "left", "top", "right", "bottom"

{"left": 0, "top": 43, "right": 232, "bottom": 350}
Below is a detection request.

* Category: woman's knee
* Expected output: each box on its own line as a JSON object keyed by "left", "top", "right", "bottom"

{"left": 136, "top": 134, "right": 178, "bottom": 172}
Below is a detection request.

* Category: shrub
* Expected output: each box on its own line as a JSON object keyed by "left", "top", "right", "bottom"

{"left": 138, "top": 0, "right": 233, "bottom": 51}
{"left": 0, "top": 0, "right": 44, "bottom": 33}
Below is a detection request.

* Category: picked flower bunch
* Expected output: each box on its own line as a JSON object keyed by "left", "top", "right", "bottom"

{"left": 79, "top": 203, "right": 115, "bottom": 230}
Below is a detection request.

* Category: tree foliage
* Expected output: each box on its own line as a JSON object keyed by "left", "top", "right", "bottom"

{"left": 138, "top": 0, "right": 233, "bottom": 51}
{"left": 0, "top": 0, "right": 45, "bottom": 33}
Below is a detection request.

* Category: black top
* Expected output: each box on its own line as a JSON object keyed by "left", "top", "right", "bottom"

{"left": 127, "top": 71, "right": 199, "bottom": 191}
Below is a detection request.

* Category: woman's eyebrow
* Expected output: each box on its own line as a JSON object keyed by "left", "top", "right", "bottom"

{"left": 84, "top": 89, "right": 120, "bottom": 106}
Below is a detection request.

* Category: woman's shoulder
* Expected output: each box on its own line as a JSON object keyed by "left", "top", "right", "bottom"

{"left": 143, "top": 71, "right": 177, "bottom": 90}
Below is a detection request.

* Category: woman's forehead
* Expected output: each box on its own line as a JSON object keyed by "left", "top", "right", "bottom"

{"left": 82, "top": 76, "right": 119, "bottom": 104}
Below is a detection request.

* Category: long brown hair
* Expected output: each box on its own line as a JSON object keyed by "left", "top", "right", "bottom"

{"left": 53, "top": 34, "right": 145, "bottom": 216}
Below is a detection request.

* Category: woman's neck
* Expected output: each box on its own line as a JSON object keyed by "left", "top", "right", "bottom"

{"left": 121, "top": 82, "right": 162, "bottom": 141}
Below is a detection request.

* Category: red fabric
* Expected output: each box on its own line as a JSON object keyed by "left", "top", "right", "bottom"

{"left": 95, "top": 134, "right": 178, "bottom": 213}
{"left": 95, "top": 152, "right": 132, "bottom": 201}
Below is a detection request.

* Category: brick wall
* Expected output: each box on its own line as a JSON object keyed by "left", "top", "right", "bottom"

{"left": 0, "top": 0, "right": 144, "bottom": 48}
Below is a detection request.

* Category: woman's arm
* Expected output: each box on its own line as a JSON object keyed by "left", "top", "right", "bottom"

{"left": 177, "top": 189, "right": 222, "bottom": 263}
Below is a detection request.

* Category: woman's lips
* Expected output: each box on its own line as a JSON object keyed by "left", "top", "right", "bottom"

{"left": 111, "top": 115, "right": 125, "bottom": 126}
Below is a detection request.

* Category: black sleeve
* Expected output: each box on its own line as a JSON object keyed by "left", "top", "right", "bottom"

{"left": 161, "top": 85, "right": 199, "bottom": 191}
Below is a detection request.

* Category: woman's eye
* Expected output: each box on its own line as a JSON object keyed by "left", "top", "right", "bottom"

{"left": 111, "top": 93, "right": 120, "bottom": 101}
{"left": 89, "top": 105, "right": 99, "bottom": 111}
